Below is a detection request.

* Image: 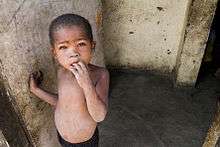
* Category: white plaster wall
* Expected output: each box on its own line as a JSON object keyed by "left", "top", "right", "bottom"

{"left": 103, "top": 0, "right": 190, "bottom": 73}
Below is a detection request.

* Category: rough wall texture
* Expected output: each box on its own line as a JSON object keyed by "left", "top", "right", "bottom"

{"left": 102, "top": 0, "right": 191, "bottom": 73}
{"left": 175, "top": 0, "right": 218, "bottom": 86}
{"left": 0, "top": 130, "right": 10, "bottom": 147}
{"left": 0, "top": 0, "right": 103, "bottom": 146}
{"left": 0, "top": 77, "right": 30, "bottom": 147}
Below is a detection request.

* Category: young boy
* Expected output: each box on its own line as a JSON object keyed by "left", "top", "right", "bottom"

{"left": 29, "top": 14, "right": 109, "bottom": 147}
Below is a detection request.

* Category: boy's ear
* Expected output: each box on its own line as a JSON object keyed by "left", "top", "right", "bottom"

{"left": 92, "top": 41, "right": 96, "bottom": 50}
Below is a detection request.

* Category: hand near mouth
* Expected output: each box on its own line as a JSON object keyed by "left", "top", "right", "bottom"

{"left": 70, "top": 61, "right": 92, "bottom": 89}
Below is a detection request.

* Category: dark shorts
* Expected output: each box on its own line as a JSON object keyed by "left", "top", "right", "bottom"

{"left": 57, "top": 127, "right": 99, "bottom": 147}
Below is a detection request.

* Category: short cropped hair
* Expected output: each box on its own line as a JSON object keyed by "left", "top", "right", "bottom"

{"left": 49, "top": 13, "right": 93, "bottom": 46}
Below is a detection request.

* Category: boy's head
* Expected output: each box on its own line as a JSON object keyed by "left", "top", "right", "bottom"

{"left": 49, "top": 13, "right": 93, "bottom": 46}
{"left": 49, "top": 13, "right": 95, "bottom": 69}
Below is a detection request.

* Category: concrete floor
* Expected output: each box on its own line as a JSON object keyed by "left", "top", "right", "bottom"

{"left": 99, "top": 70, "right": 220, "bottom": 147}
{"left": 1, "top": 70, "right": 219, "bottom": 147}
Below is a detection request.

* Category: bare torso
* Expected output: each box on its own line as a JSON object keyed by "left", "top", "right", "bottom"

{"left": 54, "top": 64, "right": 101, "bottom": 143}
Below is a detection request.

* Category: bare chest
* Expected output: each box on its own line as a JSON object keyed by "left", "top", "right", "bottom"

{"left": 58, "top": 73, "right": 83, "bottom": 103}
{"left": 57, "top": 69, "right": 99, "bottom": 102}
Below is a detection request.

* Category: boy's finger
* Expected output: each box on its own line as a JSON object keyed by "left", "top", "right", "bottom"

{"left": 73, "top": 64, "right": 83, "bottom": 74}
{"left": 70, "top": 67, "right": 78, "bottom": 74}
{"left": 38, "top": 70, "right": 43, "bottom": 80}
{"left": 30, "top": 74, "right": 34, "bottom": 80}
{"left": 78, "top": 62, "right": 87, "bottom": 71}
{"left": 71, "top": 68, "right": 79, "bottom": 79}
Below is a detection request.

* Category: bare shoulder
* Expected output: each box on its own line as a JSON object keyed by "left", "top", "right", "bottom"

{"left": 88, "top": 64, "right": 109, "bottom": 80}
{"left": 57, "top": 67, "right": 70, "bottom": 79}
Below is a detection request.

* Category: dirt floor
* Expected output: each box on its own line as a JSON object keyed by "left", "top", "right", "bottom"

{"left": 99, "top": 70, "right": 220, "bottom": 147}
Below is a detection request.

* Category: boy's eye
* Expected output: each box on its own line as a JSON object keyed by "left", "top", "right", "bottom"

{"left": 59, "top": 46, "right": 67, "bottom": 50}
{"left": 77, "top": 42, "right": 86, "bottom": 47}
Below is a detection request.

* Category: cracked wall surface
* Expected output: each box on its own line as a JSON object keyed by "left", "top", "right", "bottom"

{"left": 0, "top": 0, "right": 103, "bottom": 146}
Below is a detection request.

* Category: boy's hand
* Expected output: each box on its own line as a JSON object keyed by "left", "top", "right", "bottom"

{"left": 70, "top": 61, "right": 93, "bottom": 89}
{"left": 29, "top": 70, "right": 43, "bottom": 92}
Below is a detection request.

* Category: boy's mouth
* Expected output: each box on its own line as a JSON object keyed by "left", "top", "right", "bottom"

{"left": 71, "top": 61, "right": 78, "bottom": 66}
{"left": 70, "top": 59, "right": 80, "bottom": 66}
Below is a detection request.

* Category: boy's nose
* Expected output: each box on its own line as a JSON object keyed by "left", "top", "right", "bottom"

{"left": 69, "top": 51, "right": 80, "bottom": 58}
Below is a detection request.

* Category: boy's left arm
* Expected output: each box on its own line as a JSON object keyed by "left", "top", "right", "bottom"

{"left": 70, "top": 62, "right": 109, "bottom": 122}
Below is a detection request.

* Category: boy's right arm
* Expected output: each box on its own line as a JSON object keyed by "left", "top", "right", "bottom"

{"left": 30, "top": 74, "right": 58, "bottom": 106}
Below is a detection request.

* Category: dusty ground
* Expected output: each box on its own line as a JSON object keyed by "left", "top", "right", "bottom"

{"left": 1, "top": 70, "right": 219, "bottom": 147}
{"left": 99, "top": 70, "right": 220, "bottom": 147}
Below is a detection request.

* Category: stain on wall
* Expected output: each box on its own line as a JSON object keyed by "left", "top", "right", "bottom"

{"left": 102, "top": 0, "right": 191, "bottom": 73}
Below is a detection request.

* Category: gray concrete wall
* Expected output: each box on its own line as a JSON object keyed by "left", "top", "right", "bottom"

{"left": 0, "top": 0, "right": 103, "bottom": 146}
{"left": 102, "top": 0, "right": 191, "bottom": 73}
{"left": 102, "top": 0, "right": 217, "bottom": 85}
{"left": 175, "top": 0, "right": 218, "bottom": 86}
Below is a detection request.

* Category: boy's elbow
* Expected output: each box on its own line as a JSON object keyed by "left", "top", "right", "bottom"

{"left": 94, "top": 110, "right": 107, "bottom": 122}
{"left": 94, "top": 115, "right": 105, "bottom": 122}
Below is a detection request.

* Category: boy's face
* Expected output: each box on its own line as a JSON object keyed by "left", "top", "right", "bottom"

{"left": 52, "top": 26, "right": 95, "bottom": 70}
